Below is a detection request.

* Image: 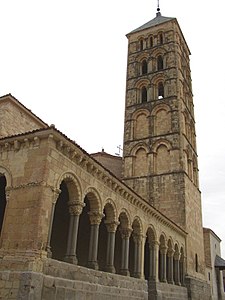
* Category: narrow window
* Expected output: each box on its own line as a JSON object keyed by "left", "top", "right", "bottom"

{"left": 150, "top": 36, "right": 153, "bottom": 47}
{"left": 158, "top": 82, "right": 164, "bottom": 99}
{"left": 142, "top": 60, "right": 147, "bottom": 74}
{"left": 141, "top": 87, "right": 147, "bottom": 103}
{"left": 195, "top": 254, "right": 198, "bottom": 272}
{"left": 157, "top": 55, "right": 163, "bottom": 70}
{"left": 159, "top": 33, "right": 163, "bottom": 44}
{"left": 140, "top": 39, "right": 144, "bottom": 50}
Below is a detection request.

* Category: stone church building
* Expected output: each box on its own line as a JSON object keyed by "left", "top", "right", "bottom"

{"left": 0, "top": 8, "right": 224, "bottom": 300}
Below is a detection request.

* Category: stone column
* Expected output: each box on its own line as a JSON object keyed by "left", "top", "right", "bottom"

{"left": 167, "top": 249, "right": 174, "bottom": 284}
{"left": 161, "top": 246, "right": 168, "bottom": 283}
{"left": 64, "top": 201, "right": 85, "bottom": 264}
{"left": 87, "top": 211, "right": 103, "bottom": 270}
{"left": 174, "top": 252, "right": 181, "bottom": 285}
{"left": 46, "top": 188, "right": 61, "bottom": 258}
{"left": 133, "top": 233, "right": 142, "bottom": 278}
{"left": 149, "top": 241, "right": 159, "bottom": 282}
{"left": 104, "top": 221, "right": 119, "bottom": 273}
{"left": 120, "top": 228, "right": 132, "bottom": 276}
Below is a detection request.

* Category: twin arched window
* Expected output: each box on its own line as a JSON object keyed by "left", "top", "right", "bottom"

{"left": 150, "top": 36, "right": 153, "bottom": 48}
{"left": 158, "top": 82, "right": 164, "bottom": 99}
{"left": 141, "top": 87, "right": 147, "bottom": 103}
{"left": 140, "top": 39, "right": 144, "bottom": 51}
{"left": 157, "top": 55, "right": 163, "bottom": 70}
{"left": 140, "top": 82, "right": 164, "bottom": 102}
{"left": 159, "top": 33, "right": 163, "bottom": 44}
{"left": 141, "top": 60, "right": 147, "bottom": 74}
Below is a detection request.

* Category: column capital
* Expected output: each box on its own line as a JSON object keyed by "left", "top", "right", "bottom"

{"left": 160, "top": 245, "right": 168, "bottom": 254}
{"left": 52, "top": 188, "right": 61, "bottom": 204}
{"left": 132, "top": 232, "right": 144, "bottom": 244}
{"left": 174, "top": 251, "right": 181, "bottom": 260}
{"left": 104, "top": 220, "right": 119, "bottom": 233}
{"left": 88, "top": 211, "right": 104, "bottom": 225}
{"left": 68, "top": 200, "right": 85, "bottom": 216}
{"left": 120, "top": 227, "right": 132, "bottom": 239}
{"left": 168, "top": 248, "right": 175, "bottom": 257}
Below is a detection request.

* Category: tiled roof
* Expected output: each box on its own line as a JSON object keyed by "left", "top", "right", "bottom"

{"left": 128, "top": 12, "right": 175, "bottom": 35}
{"left": 215, "top": 255, "right": 225, "bottom": 270}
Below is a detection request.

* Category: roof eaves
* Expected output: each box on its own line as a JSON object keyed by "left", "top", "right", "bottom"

{"left": 127, "top": 15, "right": 175, "bottom": 35}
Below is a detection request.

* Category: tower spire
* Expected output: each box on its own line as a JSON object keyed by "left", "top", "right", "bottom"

{"left": 156, "top": 0, "right": 161, "bottom": 16}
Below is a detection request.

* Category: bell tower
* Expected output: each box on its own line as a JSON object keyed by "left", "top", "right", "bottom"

{"left": 122, "top": 8, "right": 208, "bottom": 284}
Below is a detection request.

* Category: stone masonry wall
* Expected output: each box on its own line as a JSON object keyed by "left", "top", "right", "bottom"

{"left": 0, "top": 101, "right": 45, "bottom": 138}
{"left": 0, "top": 259, "right": 148, "bottom": 300}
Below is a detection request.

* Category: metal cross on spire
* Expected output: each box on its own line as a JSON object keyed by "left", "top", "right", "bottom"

{"left": 156, "top": 0, "right": 161, "bottom": 16}
{"left": 157, "top": 0, "right": 160, "bottom": 11}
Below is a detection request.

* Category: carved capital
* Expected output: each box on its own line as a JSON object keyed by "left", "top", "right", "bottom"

{"left": 104, "top": 220, "right": 120, "bottom": 233}
{"left": 88, "top": 211, "right": 104, "bottom": 225}
{"left": 120, "top": 227, "right": 132, "bottom": 239}
{"left": 132, "top": 233, "right": 143, "bottom": 244}
{"left": 51, "top": 188, "right": 61, "bottom": 204}
{"left": 68, "top": 201, "right": 85, "bottom": 216}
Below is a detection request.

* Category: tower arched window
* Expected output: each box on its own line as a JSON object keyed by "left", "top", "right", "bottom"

{"left": 140, "top": 39, "right": 144, "bottom": 50}
{"left": 141, "top": 87, "right": 147, "bottom": 103}
{"left": 141, "top": 60, "right": 147, "bottom": 74}
{"left": 159, "top": 33, "right": 163, "bottom": 44}
{"left": 158, "top": 82, "right": 164, "bottom": 99}
{"left": 150, "top": 36, "right": 153, "bottom": 47}
{"left": 157, "top": 55, "right": 163, "bottom": 70}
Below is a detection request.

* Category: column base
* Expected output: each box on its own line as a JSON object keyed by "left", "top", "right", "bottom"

{"left": 133, "top": 272, "right": 141, "bottom": 279}
{"left": 120, "top": 269, "right": 130, "bottom": 276}
{"left": 105, "top": 265, "right": 116, "bottom": 273}
{"left": 64, "top": 255, "right": 78, "bottom": 265}
{"left": 46, "top": 247, "right": 52, "bottom": 258}
{"left": 87, "top": 261, "right": 99, "bottom": 270}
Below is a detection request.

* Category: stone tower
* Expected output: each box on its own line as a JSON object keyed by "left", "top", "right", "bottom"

{"left": 122, "top": 9, "right": 208, "bottom": 290}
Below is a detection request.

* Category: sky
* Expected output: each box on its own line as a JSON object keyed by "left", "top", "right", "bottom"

{"left": 0, "top": 1, "right": 225, "bottom": 258}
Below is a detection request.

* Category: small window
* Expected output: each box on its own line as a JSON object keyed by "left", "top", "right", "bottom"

{"left": 158, "top": 82, "right": 164, "bottom": 99}
{"left": 141, "top": 87, "right": 147, "bottom": 103}
{"left": 140, "top": 39, "right": 144, "bottom": 50}
{"left": 208, "top": 272, "right": 210, "bottom": 281}
{"left": 159, "top": 33, "right": 163, "bottom": 44}
{"left": 157, "top": 55, "right": 163, "bottom": 70}
{"left": 150, "top": 36, "right": 153, "bottom": 47}
{"left": 141, "top": 60, "right": 147, "bottom": 74}
{"left": 195, "top": 254, "right": 198, "bottom": 272}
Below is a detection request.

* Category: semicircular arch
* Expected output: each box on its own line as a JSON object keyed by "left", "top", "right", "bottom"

{"left": 104, "top": 198, "right": 118, "bottom": 222}
{"left": 84, "top": 186, "right": 102, "bottom": 212}
{"left": 132, "top": 216, "right": 143, "bottom": 235}
{"left": 152, "top": 139, "right": 172, "bottom": 153}
{"left": 0, "top": 166, "right": 12, "bottom": 187}
{"left": 151, "top": 103, "right": 171, "bottom": 116}
{"left": 118, "top": 208, "right": 132, "bottom": 229}
{"left": 56, "top": 171, "right": 82, "bottom": 202}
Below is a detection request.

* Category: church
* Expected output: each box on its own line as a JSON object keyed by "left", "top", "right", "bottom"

{"left": 0, "top": 6, "right": 225, "bottom": 300}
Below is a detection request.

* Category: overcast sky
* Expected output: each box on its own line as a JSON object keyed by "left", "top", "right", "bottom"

{"left": 0, "top": 0, "right": 224, "bottom": 258}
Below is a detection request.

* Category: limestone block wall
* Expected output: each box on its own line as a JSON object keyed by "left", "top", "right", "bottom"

{"left": 0, "top": 97, "right": 47, "bottom": 138}
{"left": 0, "top": 259, "right": 148, "bottom": 300}
{"left": 184, "top": 176, "right": 205, "bottom": 280}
